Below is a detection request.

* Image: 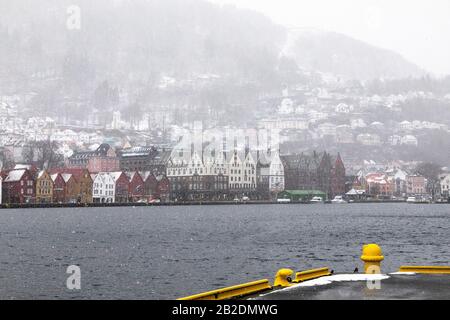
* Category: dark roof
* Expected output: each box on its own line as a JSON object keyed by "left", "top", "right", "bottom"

{"left": 69, "top": 144, "right": 113, "bottom": 161}
{"left": 119, "top": 146, "right": 157, "bottom": 158}
{"left": 281, "top": 152, "right": 344, "bottom": 171}
{"left": 119, "top": 147, "right": 172, "bottom": 165}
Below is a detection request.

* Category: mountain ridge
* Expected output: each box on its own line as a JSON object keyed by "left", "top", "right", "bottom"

{"left": 281, "top": 27, "right": 426, "bottom": 80}
{"left": 0, "top": 0, "right": 430, "bottom": 93}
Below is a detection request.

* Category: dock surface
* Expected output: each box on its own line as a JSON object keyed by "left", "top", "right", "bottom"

{"left": 255, "top": 274, "right": 450, "bottom": 300}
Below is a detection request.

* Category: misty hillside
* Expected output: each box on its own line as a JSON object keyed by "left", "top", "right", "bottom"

{"left": 0, "top": 0, "right": 429, "bottom": 91}
{"left": 0, "top": 0, "right": 286, "bottom": 92}
{"left": 283, "top": 29, "right": 425, "bottom": 80}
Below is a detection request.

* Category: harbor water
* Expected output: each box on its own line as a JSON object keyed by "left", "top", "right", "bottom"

{"left": 0, "top": 203, "right": 448, "bottom": 299}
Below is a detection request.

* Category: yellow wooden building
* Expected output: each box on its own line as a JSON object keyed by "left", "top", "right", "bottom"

{"left": 36, "top": 170, "right": 54, "bottom": 204}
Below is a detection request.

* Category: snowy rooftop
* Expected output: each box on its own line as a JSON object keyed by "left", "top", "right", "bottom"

{"left": 109, "top": 172, "right": 125, "bottom": 182}
{"left": 37, "top": 170, "right": 46, "bottom": 179}
{"left": 255, "top": 273, "right": 450, "bottom": 300}
{"left": 61, "top": 174, "right": 73, "bottom": 183}
{"left": 5, "top": 169, "right": 26, "bottom": 182}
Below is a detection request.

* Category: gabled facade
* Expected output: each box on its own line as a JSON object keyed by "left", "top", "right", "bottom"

{"left": 257, "top": 151, "right": 285, "bottom": 200}
{"left": 201, "top": 152, "right": 229, "bottom": 199}
{"left": 51, "top": 173, "right": 66, "bottom": 204}
{"left": 155, "top": 175, "right": 170, "bottom": 202}
{"left": 36, "top": 170, "right": 53, "bottom": 204}
{"left": 141, "top": 171, "right": 158, "bottom": 197}
{"left": 61, "top": 174, "right": 77, "bottom": 203}
{"left": 269, "top": 152, "right": 285, "bottom": 194}
{"left": 281, "top": 151, "right": 346, "bottom": 199}
{"left": 49, "top": 168, "right": 93, "bottom": 204}
{"left": 228, "top": 151, "right": 243, "bottom": 191}
{"left": 228, "top": 151, "right": 256, "bottom": 192}
{"left": 2, "top": 169, "right": 35, "bottom": 204}
{"left": 329, "top": 153, "right": 346, "bottom": 198}
{"left": 126, "top": 171, "right": 145, "bottom": 202}
{"left": 92, "top": 172, "right": 115, "bottom": 203}
{"left": 282, "top": 152, "right": 322, "bottom": 191}
{"left": 281, "top": 154, "right": 301, "bottom": 191}
{"left": 243, "top": 152, "right": 257, "bottom": 190}
{"left": 167, "top": 150, "right": 228, "bottom": 201}
{"left": 110, "top": 172, "right": 129, "bottom": 203}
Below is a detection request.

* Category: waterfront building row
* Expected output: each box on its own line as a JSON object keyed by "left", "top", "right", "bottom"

{"left": 0, "top": 166, "right": 169, "bottom": 205}
{"left": 350, "top": 169, "right": 433, "bottom": 199}
{"left": 0, "top": 143, "right": 351, "bottom": 204}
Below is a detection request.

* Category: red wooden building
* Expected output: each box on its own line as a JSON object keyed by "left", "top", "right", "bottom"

{"left": 126, "top": 171, "right": 145, "bottom": 202}
{"left": 329, "top": 153, "right": 346, "bottom": 198}
{"left": 155, "top": 175, "right": 170, "bottom": 202}
{"left": 2, "top": 169, "right": 35, "bottom": 204}
{"left": 51, "top": 173, "right": 67, "bottom": 204}
{"left": 110, "top": 172, "right": 130, "bottom": 203}
{"left": 49, "top": 168, "right": 93, "bottom": 204}
{"left": 141, "top": 171, "right": 158, "bottom": 198}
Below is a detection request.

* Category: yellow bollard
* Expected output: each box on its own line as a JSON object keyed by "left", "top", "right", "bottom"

{"left": 361, "top": 244, "right": 384, "bottom": 274}
{"left": 274, "top": 269, "right": 294, "bottom": 287}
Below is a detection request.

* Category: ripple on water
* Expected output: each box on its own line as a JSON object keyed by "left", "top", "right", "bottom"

{"left": 0, "top": 204, "right": 448, "bottom": 299}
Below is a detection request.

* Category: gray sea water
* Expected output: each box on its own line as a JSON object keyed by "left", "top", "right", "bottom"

{"left": 0, "top": 203, "right": 448, "bottom": 300}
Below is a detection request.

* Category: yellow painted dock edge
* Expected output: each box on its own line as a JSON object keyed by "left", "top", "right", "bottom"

{"left": 399, "top": 266, "right": 450, "bottom": 274}
{"left": 178, "top": 279, "right": 272, "bottom": 301}
{"left": 293, "top": 267, "right": 332, "bottom": 283}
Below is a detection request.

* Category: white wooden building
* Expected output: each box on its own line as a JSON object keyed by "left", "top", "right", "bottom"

{"left": 228, "top": 151, "right": 256, "bottom": 191}
{"left": 92, "top": 172, "right": 115, "bottom": 203}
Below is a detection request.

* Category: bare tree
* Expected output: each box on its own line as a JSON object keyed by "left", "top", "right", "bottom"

{"left": 415, "top": 162, "right": 443, "bottom": 199}
{"left": 21, "top": 145, "right": 35, "bottom": 164}
{"left": 21, "top": 141, "right": 64, "bottom": 169}
{"left": 0, "top": 149, "right": 14, "bottom": 170}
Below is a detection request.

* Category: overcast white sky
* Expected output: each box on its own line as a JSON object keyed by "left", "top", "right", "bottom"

{"left": 210, "top": 0, "right": 450, "bottom": 76}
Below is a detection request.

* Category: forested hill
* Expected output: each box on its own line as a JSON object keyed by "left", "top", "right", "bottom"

{"left": 0, "top": 0, "right": 286, "bottom": 91}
